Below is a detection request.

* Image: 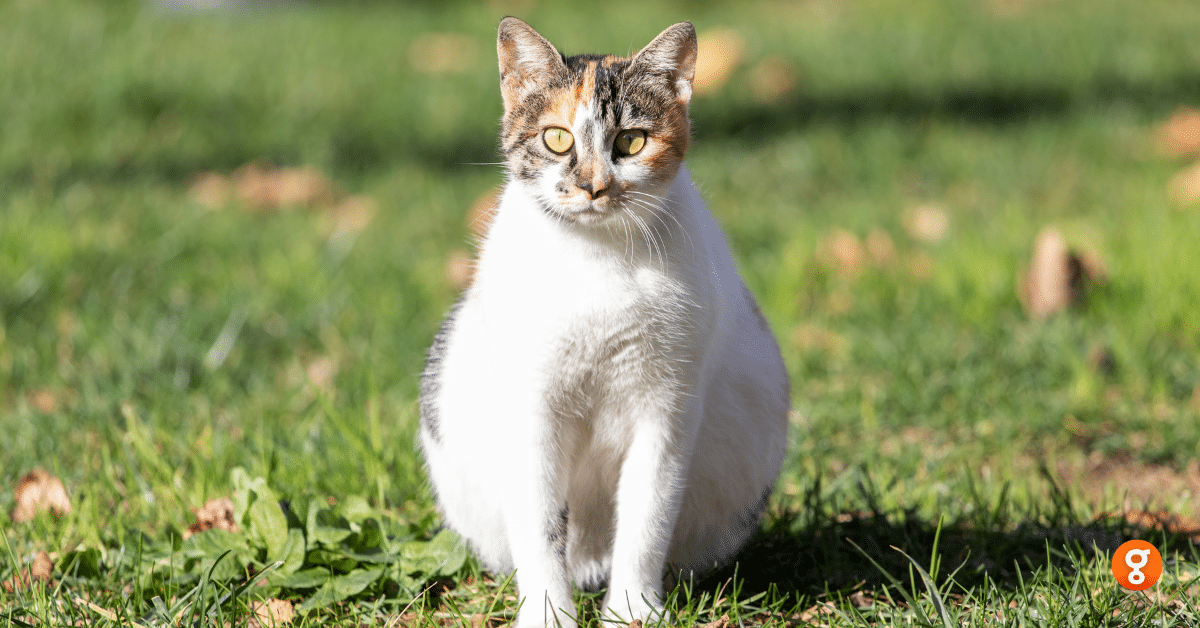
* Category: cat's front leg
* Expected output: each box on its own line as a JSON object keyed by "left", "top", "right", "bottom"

{"left": 504, "top": 423, "right": 578, "bottom": 628}
{"left": 601, "top": 403, "right": 696, "bottom": 624}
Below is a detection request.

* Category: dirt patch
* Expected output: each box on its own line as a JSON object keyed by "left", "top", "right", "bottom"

{"left": 1057, "top": 453, "right": 1200, "bottom": 533}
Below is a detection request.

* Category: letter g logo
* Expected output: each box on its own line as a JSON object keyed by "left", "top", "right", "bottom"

{"left": 1112, "top": 540, "right": 1163, "bottom": 591}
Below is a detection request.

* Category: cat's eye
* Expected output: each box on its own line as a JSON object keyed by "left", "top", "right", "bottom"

{"left": 614, "top": 129, "right": 647, "bottom": 156}
{"left": 543, "top": 127, "right": 574, "bottom": 155}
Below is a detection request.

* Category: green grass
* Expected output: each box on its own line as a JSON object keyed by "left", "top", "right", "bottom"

{"left": 3, "top": 0, "right": 1200, "bottom": 625}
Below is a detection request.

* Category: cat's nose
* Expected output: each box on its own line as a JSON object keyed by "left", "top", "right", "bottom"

{"left": 577, "top": 177, "right": 612, "bottom": 200}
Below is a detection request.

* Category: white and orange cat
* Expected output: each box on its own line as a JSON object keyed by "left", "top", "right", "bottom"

{"left": 419, "top": 17, "right": 789, "bottom": 627}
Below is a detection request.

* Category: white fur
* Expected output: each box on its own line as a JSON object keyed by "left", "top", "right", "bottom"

{"left": 419, "top": 164, "right": 789, "bottom": 627}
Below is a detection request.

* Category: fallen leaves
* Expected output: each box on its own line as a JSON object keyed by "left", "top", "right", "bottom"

{"left": 1158, "top": 107, "right": 1200, "bottom": 207}
{"left": 183, "top": 496, "right": 240, "bottom": 539}
{"left": 748, "top": 56, "right": 799, "bottom": 104}
{"left": 11, "top": 468, "right": 72, "bottom": 523}
{"left": 694, "top": 29, "right": 745, "bottom": 96}
{"left": 190, "top": 163, "right": 335, "bottom": 212}
{"left": 250, "top": 598, "right": 295, "bottom": 628}
{"left": 1017, "top": 227, "right": 1107, "bottom": 319}
{"left": 1159, "top": 107, "right": 1200, "bottom": 158}
{"left": 904, "top": 204, "right": 949, "bottom": 243}
{"left": 3, "top": 551, "right": 53, "bottom": 593}
{"left": 1168, "top": 161, "right": 1200, "bottom": 207}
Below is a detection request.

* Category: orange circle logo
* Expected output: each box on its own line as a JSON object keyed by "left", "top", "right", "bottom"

{"left": 1112, "top": 540, "right": 1162, "bottom": 591}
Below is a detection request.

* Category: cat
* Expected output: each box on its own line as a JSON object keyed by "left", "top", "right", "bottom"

{"left": 418, "top": 17, "right": 789, "bottom": 628}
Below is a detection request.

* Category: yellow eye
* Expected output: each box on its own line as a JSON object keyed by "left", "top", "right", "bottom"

{"left": 614, "top": 129, "right": 646, "bottom": 156}
{"left": 543, "top": 127, "right": 574, "bottom": 154}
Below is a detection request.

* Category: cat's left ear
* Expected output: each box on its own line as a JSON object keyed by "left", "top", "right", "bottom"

{"left": 631, "top": 22, "right": 697, "bottom": 105}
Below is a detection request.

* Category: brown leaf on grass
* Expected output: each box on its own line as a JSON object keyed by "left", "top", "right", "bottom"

{"left": 1159, "top": 107, "right": 1200, "bottom": 158}
{"left": 694, "top": 29, "right": 745, "bottom": 96}
{"left": 904, "top": 204, "right": 949, "bottom": 243}
{"left": 865, "top": 228, "right": 895, "bottom": 266}
{"left": 790, "top": 323, "right": 846, "bottom": 356}
{"left": 748, "top": 56, "right": 798, "bottom": 104}
{"left": 1017, "top": 227, "right": 1108, "bottom": 318}
{"left": 1168, "top": 160, "right": 1200, "bottom": 206}
{"left": 797, "top": 601, "right": 838, "bottom": 624}
{"left": 234, "top": 163, "right": 335, "bottom": 211}
{"left": 701, "top": 613, "right": 731, "bottom": 628}
{"left": 184, "top": 497, "right": 239, "bottom": 539}
{"left": 327, "top": 195, "right": 376, "bottom": 238}
{"left": 189, "top": 171, "right": 232, "bottom": 210}
{"left": 305, "top": 356, "right": 338, "bottom": 391}
{"left": 467, "top": 188, "right": 501, "bottom": 241}
{"left": 409, "top": 32, "right": 478, "bottom": 74}
{"left": 27, "top": 389, "right": 58, "bottom": 414}
{"left": 906, "top": 250, "right": 935, "bottom": 280}
{"left": 11, "top": 468, "right": 72, "bottom": 522}
{"left": 817, "top": 229, "right": 865, "bottom": 277}
{"left": 2, "top": 552, "right": 53, "bottom": 593}
{"left": 249, "top": 599, "right": 294, "bottom": 628}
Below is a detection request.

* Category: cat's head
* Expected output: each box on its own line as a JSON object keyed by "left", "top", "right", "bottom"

{"left": 496, "top": 17, "right": 696, "bottom": 226}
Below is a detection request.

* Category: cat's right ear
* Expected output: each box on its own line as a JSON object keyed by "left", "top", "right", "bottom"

{"left": 497, "top": 17, "right": 565, "bottom": 112}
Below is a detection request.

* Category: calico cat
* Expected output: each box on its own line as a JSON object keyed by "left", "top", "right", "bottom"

{"left": 419, "top": 17, "right": 789, "bottom": 627}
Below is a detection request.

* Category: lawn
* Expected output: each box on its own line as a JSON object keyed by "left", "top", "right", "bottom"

{"left": 3, "top": 0, "right": 1200, "bottom": 625}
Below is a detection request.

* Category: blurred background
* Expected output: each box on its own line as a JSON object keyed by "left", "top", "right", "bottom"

{"left": 2, "top": 0, "right": 1200, "bottom": 544}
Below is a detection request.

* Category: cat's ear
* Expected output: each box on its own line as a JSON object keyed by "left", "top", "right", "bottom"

{"left": 631, "top": 22, "right": 697, "bottom": 105}
{"left": 497, "top": 17, "right": 566, "bottom": 112}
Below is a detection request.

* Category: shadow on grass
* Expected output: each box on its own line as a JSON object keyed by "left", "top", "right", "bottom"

{"left": 700, "top": 468, "right": 1200, "bottom": 601}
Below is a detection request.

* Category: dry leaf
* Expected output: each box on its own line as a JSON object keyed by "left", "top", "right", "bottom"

{"left": 27, "top": 389, "right": 58, "bottom": 414}
{"left": 1160, "top": 107, "right": 1200, "bottom": 157}
{"left": 748, "top": 56, "right": 798, "bottom": 104}
{"left": 905, "top": 204, "right": 949, "bottom": 243}
{"left": 249, "top": 598, "right": 294, "bottom": 628}
{"left": 184, "top": 497, "right": 239, "bottom": 539}
{"left": 906, "top": 250, "right": 935, "bottom": 279}
{"left": 445, "top": 249, "right": 475, "bottom": 290}
{"left": 305, "top": 356, "right": 338, "bottom": 391}
{"left": 1168, "top": 160, "right": 1200, "bottom": 206}
{"left": 11, "top": 468, "right": 72, "bottom": 522}
{"left": 818, "top": 229, "right": 865, "bottom": 277}
{"left": 2, "top": 552, "right": 53, "bottom": 593}
{"left": 865, "top": 228, "right": 895, "bottom": 266}
{"left": 798, "top": 601, "right": 838, "bottom": 623}
{"left": 328, "top": 195, "right": 376, "bottom": 238}
{"left": 233, "top": 163, "right": 334, "bottom": 211}
{"left": 791, "top": 323, "right": 846, "bottom": 356}
{"left": 1017, "top": 227, "right": 1107, "bottom": 318}
{"left": 189, "top": 172, "right": 231, "bottom": 210}
{"left": 701, "top": 613, "right": 731, "bottom": 628}
{"left": 409, "top": 32, "right": 478, "bottom": 74}
{"left": 847, "top": 590, "right": 876, "bottom": 609}
{"left": 694, "top": 29, "right": 745, "bottom": 96}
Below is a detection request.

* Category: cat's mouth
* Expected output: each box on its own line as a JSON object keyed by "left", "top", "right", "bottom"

{"left": 569, "top": 207, "right": 611, "bottom": 224}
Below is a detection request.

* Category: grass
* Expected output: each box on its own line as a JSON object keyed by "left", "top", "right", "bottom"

{"left": 3, "top": 0, "right": 1200, "bottom": 625}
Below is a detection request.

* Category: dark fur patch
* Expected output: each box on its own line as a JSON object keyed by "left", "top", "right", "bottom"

{"left": 547, "top": 505, "right": 569, "bottom": 558}
{"left": 419, "top": 299, "right": 465, "bottom": 446}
